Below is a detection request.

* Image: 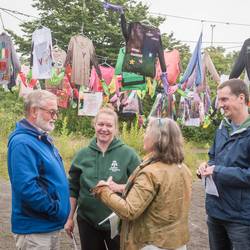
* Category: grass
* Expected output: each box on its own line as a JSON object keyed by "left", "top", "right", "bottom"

{"left": 54, "top": 134, "right": 89, "bottom": 172}
{"left": 184, "top": 142, "right": 209, "bottom": 178}
{"left": 0, "top": 137, "right": 8, "bottom": 180}
{"left": 0, "top": 134, "right": 209, "bottom": 181}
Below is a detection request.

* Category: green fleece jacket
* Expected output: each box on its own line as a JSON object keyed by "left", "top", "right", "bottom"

{"left": 68, "top": 138, "right": 140, "bottom": 230}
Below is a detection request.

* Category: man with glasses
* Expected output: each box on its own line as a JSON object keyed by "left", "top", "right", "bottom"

{"left": 7, "top": 90, "right": 70, "bottom": 249}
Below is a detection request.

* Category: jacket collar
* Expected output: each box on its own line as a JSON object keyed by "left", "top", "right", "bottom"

{"left": 8, "top": 119, "right": 53, "bottom": 146}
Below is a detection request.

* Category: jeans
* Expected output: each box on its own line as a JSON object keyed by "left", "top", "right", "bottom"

{"left": 207, "top": 216, "right": 250, "bottom": 250}
{"left": 77, "top": 215, "right": 120, "bottom": 250}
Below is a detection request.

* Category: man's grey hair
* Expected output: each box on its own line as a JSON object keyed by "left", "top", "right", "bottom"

{"left": 24, "top": 90, "right": 57, "bottom": 117}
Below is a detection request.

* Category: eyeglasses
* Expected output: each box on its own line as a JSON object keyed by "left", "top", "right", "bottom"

{"left": 38, "top": 107, "right": 59, "bottom": 118}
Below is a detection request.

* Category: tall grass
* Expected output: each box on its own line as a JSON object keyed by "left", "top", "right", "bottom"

{"left": 0, "top": 116, "right": 209, "bottom": 180}
{"left": 0, "top": 137, "right": 8, "bottom": 180}
{"left": 120, "top": 120, "right": 209, "bottom": 177}
{"left": 54, "top": 135, "right": 89, "bottom": 172}
{"left": 120, "top": 121, "right": 145, "bottom": 156}
{"left": 184, "top": 142, "right": 208, "bottom": 178}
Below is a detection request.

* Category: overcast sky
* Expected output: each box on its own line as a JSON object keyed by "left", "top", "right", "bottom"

{"left": 1, "top": 0, "right": 249, "bottom": 52}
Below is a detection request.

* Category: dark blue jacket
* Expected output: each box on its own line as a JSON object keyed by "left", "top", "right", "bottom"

{"left": 207, "top": 117, "right": 250, "bottom": 224}
{"left": 7, "top": 119, "right": 70, "bottom": 234}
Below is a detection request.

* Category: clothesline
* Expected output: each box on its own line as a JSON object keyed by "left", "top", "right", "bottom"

{"left": 149, "top": 11, "right": 250, "bottom": 27}
{"left": 0, "top": 6, "right": 247, "bottom": 49}
{"left": 0, "top": 7, "right": 39, "bottom": 19}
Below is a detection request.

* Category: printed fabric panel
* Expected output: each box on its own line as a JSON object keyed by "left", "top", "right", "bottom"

{"left": 123, "top": 23, "right": 162, "bottom": 78}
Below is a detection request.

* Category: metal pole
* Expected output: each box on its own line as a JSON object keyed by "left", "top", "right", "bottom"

{"left": 210, "top": 24, "right": 216, "bottom": 47}
{"left": 81, "top": 0, "right": 86, "bottom": 34}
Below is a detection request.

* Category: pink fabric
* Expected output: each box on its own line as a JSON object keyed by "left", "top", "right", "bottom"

{"left": 90, "top": 65, "right": 115, "bottom": 91}
{"left": 155, "top": 49, "right": 181, "bottom": 84}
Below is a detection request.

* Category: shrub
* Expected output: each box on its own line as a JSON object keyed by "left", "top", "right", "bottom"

{"left": 53, "top": 134, "right": 89, "bottom": 172}
{"left": 120, "top": 120, "right": 145, "bottom": 157}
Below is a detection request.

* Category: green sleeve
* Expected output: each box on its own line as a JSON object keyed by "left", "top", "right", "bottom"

{"left": 68, "top": 155, "right": 82, "bottom": 199}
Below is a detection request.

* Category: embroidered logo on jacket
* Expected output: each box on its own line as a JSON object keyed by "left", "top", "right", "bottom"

{"left": 109, "top": 160, "right": 120, "bottom": 172}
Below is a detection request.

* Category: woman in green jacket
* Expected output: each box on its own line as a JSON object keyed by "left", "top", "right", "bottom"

{"left": 65, "top": 107, "right": 140, "bottom": 250}
{"left": 93, "top": 118, "right": 192, "bottom": 250}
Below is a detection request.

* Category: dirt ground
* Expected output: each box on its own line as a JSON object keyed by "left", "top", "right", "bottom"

{"left": 0, "top": 179, "right": 209, "bottom": 250}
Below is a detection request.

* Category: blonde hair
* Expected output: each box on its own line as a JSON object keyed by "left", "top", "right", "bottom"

{"left": 24, "top": 90, "right": 57, "bottom": 117}
{"left": 147, "top": 118, "right": 184, "bottom": 164}
{"left": 93, "top": 107, "right": 119, "bottom": 136}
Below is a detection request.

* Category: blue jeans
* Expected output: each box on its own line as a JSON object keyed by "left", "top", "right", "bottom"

{"left": 207, "top": 216, "right": 250, "bottom": 250}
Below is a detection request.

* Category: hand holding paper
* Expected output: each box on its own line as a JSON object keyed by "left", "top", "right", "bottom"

{"left": 99, "top": 212, "right": 119, "bottom": 239}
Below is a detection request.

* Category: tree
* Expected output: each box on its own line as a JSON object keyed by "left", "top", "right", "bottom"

{"left": 204, "top": 46, "right": 236, "bottom": 75}
{"left": 10, "top": 0, "right": 166, "bottom": 63}
{"left": 161, "top": 32, "right": 191, "bottom": 70}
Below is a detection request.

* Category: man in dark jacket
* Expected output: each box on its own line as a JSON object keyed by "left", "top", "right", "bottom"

{"left": 7, "top": 90, "right": 70, "bottom": 249}
{"left": 198, "top": 79, "right": 250, "bottom": 250}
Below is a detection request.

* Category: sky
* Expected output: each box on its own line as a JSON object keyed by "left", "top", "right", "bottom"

{"left": 1, "top": 0, "right": 250, "bottom": 53}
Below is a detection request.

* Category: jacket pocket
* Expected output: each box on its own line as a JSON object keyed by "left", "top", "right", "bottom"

{"left": 21, "top": 202, "right": 50, "bottom": 220}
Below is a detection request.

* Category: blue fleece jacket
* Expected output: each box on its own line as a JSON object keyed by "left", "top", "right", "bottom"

{"left": 7, "top": 119, "right": 70, "bottom": 234}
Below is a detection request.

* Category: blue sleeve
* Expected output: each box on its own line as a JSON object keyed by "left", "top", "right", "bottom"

{"left": 208, "top": 129, "right": 218, "bottom": 166}
{"left": 10, "top": 143, "right": 60, "bottom": 217}
{"left": 208, "top": 140, "right": 215, "bottom": 166}
{"left": 213, "top": 165, "right": 250, "bottom": 188}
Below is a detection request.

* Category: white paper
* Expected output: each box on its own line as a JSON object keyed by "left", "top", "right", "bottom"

{"left": 202, "top": 175, "right": 219, "bottom": 197}
{"left": 99, "top": 212, "right": 119, "bottom": 239}
{"left": 78, "top": 92, "right": 103, "bottom": 116}
{"left": 184, "top": 118, "right": 200, "bottom": 127}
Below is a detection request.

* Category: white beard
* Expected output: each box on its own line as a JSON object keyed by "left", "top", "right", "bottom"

{"left": 35, "top": 113, "right": 55, "bottom": 132}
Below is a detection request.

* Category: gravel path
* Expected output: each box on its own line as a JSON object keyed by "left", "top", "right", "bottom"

{"left": 0, "top": 179, "right": 208, "bottom": 250}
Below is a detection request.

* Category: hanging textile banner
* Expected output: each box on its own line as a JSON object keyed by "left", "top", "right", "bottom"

{"left": 31, "top": 26, "right": 53, "bottom": 79}
{"left": 0, "top": 32, "right": 21, "bottom": 89}
{"left": 120, "top": 14, "right": 166, "bottom": 78}
{"left": 180, "top": 32, "right": 203, "bottom": 86}
{"left": 78, "top": 91, "right": 103, "bottom": 116}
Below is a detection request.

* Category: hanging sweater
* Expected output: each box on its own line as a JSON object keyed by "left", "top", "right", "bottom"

{"left": 229, "top": 38, "right": 250, "bottom": 79}
{"left": 31, "top": 27, "right": 53, "bottom": 79}
{"left": 120, "top": 14, "right": 166, "bottom": 78}
{"left": 0, "top": 32, "right": 21, "bottom": 88}
{"left": 155, "top": 49, "right": 181, "bottom": 84}
{"left": 64, "top": 35, "right": 101, "bottom": 87}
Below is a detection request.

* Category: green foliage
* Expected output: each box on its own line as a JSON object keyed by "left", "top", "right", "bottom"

{"left": 205, "top": 47, "right": 236, "bottom": 76}
{"left": 0, "top": 89, "right": 24, "bottom": 180}
{"left": 0, "top": 137, "right": 8, "bottom": 180}
{"left": 161, "top": 32, "right": 191, "bottom": 70}
{"left": 184, "top": 142, "right": 208, "bottom": 178}
{"left": 53, "top": 134, "right": 88, "bottom": 172}
{"left": 181, "top": 123, "right": 217, "bottom": 144}
{"left": 0, "top": 89, "right": 24, "bottom": 137}
{"left": 120, "top": 120, "right": 145, "bottom": 156}
{"left": 11, "top": 0, "right": 164, "bottom": 62}
{"left": 55, "top": 107, "right": 95, "bottom": 137}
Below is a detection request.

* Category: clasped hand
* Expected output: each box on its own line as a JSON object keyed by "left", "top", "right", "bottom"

{"left": 197, "top": 162, "right": 215, "bottom": 178}
{"left": 92, "top": 176, "right": 124, "bottom": 195}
